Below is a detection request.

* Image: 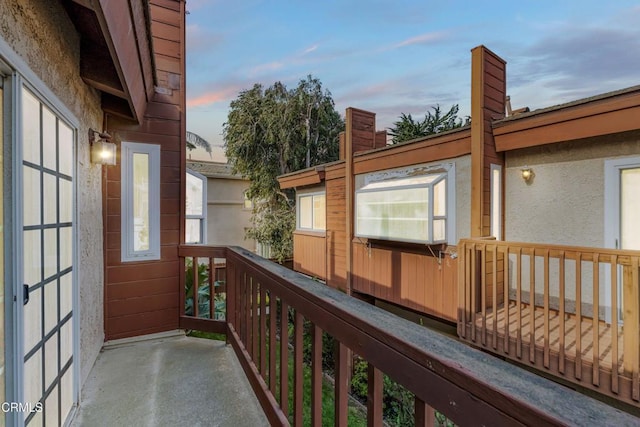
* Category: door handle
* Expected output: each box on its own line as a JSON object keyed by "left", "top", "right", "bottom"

{"left": 23, "top": 284, "right": 29, "bottom": 305}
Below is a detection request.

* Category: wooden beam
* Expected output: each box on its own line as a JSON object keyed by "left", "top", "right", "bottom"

{"left": 470, "top": 47, "right": 485, "bottom": 238}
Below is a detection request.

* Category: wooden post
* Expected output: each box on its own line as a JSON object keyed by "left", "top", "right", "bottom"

{"left": 622, "top": 261, "right": 639, "bottom": 378}
{"left": 367, "top": 364, "right": 383, "bottom": 427}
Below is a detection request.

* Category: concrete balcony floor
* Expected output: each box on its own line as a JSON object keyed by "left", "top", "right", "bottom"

{"left": 72, "top": 334, "right": 268, "bottom": 427}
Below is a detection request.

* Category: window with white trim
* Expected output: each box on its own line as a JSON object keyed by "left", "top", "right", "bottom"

{"left": 297, "top": 192, "right": 326, "bottom": 231}
{"left": 355, "top": 167, "right": 454, "bottom": 244}
{"left": 121, "top": 142, "right": 161, "bottom": 261}
{"left": 186, "top": 169, "right": 207, "bottom": 244}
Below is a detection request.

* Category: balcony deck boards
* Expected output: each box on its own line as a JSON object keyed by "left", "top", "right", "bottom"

{"left": 72, "top": 334, "right": 268, "bottom": 426}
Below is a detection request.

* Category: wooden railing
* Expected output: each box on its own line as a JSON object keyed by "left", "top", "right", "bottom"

{"left": 458, "top": 238, "right": 640, "bottom": 407}
{"left": 179, "top": 245, "right": 636, "bottom": 426}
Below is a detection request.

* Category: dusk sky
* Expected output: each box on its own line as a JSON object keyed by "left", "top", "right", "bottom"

{"left": 185, "top": 1, "right": 640, "bottom": 162}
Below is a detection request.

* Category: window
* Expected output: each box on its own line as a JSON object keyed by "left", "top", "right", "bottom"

{"left": 186, "top": 169, "right": 207, "bottom": 244}
{"left": 243, "top": 190, "right": 253, "bottom": 210}
{"left": 297, "top": 192, "right": 325, "bottom": 231}
{"left": 121, "top": 142, "right": 160, "bottom": 261}
{"left": 490, "top": 164, "right": 502, "bottom": 240}
{"left": 355, "top": 171, "right": 449, "bottom": 244}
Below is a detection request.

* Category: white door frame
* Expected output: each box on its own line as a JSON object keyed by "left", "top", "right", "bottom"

{"left": 604, "top": 156, "right": 640, "bottom": 323}
{"left": 0, "top": 36, "right": 80, "bottom": 427}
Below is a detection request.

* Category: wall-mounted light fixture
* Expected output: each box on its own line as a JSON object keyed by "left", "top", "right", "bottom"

{"left": 89, "top": 128, "right": 117, "bottom": 165}
{"left": 521, "top": 166, "right": 534, "bottom": 183}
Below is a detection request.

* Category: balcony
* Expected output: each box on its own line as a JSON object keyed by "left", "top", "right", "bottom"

{"left": 458, "top": 238, "right": 640, "bottom": 409}
{"left": 76, "top": 245, "right": 635, "bottom": 426}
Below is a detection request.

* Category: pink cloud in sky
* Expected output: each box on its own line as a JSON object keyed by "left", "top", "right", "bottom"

{"left": 187, "top": 85, "right": 243, "bottom": 108}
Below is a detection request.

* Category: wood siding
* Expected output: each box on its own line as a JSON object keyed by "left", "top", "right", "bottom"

{"left": 103, "top": 0, "right": 185, "bottom": 340}
{"left": 326, "top": 175, "right": 347, "bottom": 290}
{"left": 293, "top": 232, "right": 326, "bottom": 279}
{"left": 352, "top": 242, "right": 458, "bottom": 322}
{"left": 494, "top": 88, "right": 640, "bottom": 151}
{"left": 470, "top": 46, "right": 505, "bottom": 238}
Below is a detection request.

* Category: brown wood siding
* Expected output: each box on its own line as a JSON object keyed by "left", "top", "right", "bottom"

{"left": 352, "top": 242, "right": 458, "bottom": 322}
{"left": 326, "top": 176, "right": 347, "bottom": 290}
{"left": 293, "top": 232, "right": 326, "bottom": 280}
{"left": 278, "top": 168, "right": 325, "bottom": 189}
{"left": 353, "top": 130, "right": 471, "bottom": 175}
{"left": 494, "top": 92, "right": 640, "bottom": 151}
{"left": 470, "top": 46, "right": 505, "bottom": 238}
{"left": 349, "top": 109, "right": 376, "bottom": 154}
{"left": 103, "top": 0, "right": 186, "bottom": 340}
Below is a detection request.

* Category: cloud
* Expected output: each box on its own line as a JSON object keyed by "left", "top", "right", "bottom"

{"left": 302, "top": 44, "right": 319, "bottom": 55}
{"left": 393, "top": 31, "right": 449, "bottom": 49}
{"left": 509, "top": 26, "right": 640, "bottom": 107}
{"left": 249, "top": 61, "right": 285, "bottom": 75}
{"left": 187, "top": 85, "right": 245, "bottom": 108}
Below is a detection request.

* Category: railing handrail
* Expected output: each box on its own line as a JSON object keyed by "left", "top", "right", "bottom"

{"left": 459, "top": 238, "right": 640, "bottom": 265}
{"left": 179, "top": 244, "right": 638, "bottom": 426}
{"left": 223, "top": 246, "right": 637, "bottom": 426}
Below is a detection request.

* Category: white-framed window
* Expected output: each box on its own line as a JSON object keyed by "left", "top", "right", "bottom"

{"left": 186, "top": 169, "right": 207, "bottom": 244}
{"left": 490, "top": 164, "right": 502, "bottom": 240}
{"left": 297, "top": 192, "right": 326, "bottom": 231}
{"left": 355, "top": 165, "right": 455, "bottom": 244}
{"left": 243, "top": 190, "right": 253, "bottom": 210}
{"left": 121, "top": 142, "right": 161, "bottom": 261}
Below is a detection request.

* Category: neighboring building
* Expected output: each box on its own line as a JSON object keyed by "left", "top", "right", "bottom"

{"left": 186, "top": 160, "right": 255, "bottom": 251}
{"left": 279, "top": 46, "right": 640, "bottom": 407}
{"left": 0, "top": 1, "right": 187, "bottom": 425}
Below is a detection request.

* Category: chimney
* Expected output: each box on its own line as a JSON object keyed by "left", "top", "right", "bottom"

{"left": 470, "top": 45, "right": 506, "bottom": 238}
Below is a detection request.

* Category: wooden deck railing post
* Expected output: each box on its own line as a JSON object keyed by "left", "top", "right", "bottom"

{"left": 335, "top": 342, "right": 349, "bottom": 426}
{"left": 367, "top": 364, "right": 383, "bottom": 427}
{"left": 622, "top": 259, "right": 639, "bottom": 400}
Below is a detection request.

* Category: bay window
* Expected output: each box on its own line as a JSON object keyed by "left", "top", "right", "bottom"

{"left": 355, "top": 170, "right": 450, "bottom": 244}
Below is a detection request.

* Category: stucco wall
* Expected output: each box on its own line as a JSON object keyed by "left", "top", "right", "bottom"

{"left": 504, "top": 131, "right": 640, "bottom": 312}
{"left": 206, "top": 177, "right": 255, "bottom": 250}
{"left": 505, "top": 131, "right": 640, "bottom": 246}
{"left": 0, "top": 0, "right": 105, "bottom": 387}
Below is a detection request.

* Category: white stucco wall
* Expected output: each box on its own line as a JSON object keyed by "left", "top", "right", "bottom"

{"left": 206, "top": 177, "right": 255, "bottom": 250}
{"left": 0, "top": 0, "right": 105, "bottom": 387}
{"left": 505, "top": 133, "right": 640, "bottom": 246}
{"left": 504, "top": 132, "right": 640, "bottom": 313}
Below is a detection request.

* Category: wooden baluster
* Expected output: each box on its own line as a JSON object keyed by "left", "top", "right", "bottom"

{"left": 529, "top": 248, "right": 535, "bottom": 364}
{"left": 269, "top": 294, "right": 277, "bottom": 396}
{"left": 280, "top": 301, "right": 289, "bottom": 414}
{"left": 516, "top": 247, "right": 522, "bottom": 359}
{"left": 559, "top": 252, "right": 566, "bottom": 374}
{"left": 311, "top": 325, "right": 323, "bottom": 427}
{"left": 335, "top": 342, "right": 348, "bottom": 427}
{"left": 193, "top": 257, "right": 199, "bottom": 318}
{"left": 610, "top": 255, "right": 618, "bottom": 394}
{"left": 252, "top": 280, "right": 259, "bottom": 362}
{"left": 543, "top": 249, "right": 550, "bottom": 369}
{"left": 622, "top": 259, "right": 639, "bottom": 400}
{"left": 471, "top": 243, "right": 477, "bottom": 342}
{"left": 458, "top": 242, "right": 466, "bottom": 338}
{"left": 503, "top": 246, "right": 510, "bottom": 355}
{"left": 414, "top": 398, "right": 435, "bottom": 427}
{"left": 492, "top": 244, "right": 498, "bottom": 350}
{"left": 592, "top": 254, "right": 600, "bottom": 387}
{"left": 260, "top": 285, "right": 267, "bottom": 376}
{"left": 245, "top": 277, "right": 252, "bottom": 353}
{"left": 367, "top": 364, "right": 383, "bottom": 427}
{"left": 481, "top": 245, "right": 487, "bottom": 346}
{"left": 294, "top": 312, "right": 304, "bottom": 426}
{"left": 209, "top": 259, "right": 214, "bottom": 319}
{"left": 575, "top": 253, "right": 582, "bottom": 380}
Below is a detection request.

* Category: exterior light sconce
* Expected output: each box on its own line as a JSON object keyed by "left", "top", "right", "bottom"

{"left": 521, "top": 166, "right": 534, "bottom": 183}
{"left": 89, "top": 128, "right": 117, "bottom": 165}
